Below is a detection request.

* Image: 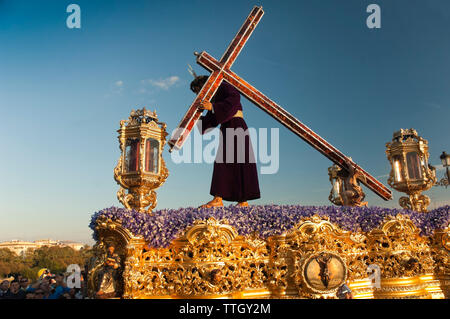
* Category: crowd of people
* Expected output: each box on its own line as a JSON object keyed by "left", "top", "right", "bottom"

{"left": 0, "top": 270, "right": 87, "bottom": 299}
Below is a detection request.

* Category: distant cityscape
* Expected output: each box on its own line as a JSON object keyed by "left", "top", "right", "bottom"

{"left": 0, "top": 239, "right": 88, "bottom": 256}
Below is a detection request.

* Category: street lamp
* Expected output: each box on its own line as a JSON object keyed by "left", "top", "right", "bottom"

{"left": 436, "top": 151, "right": 450, "bottom": 188}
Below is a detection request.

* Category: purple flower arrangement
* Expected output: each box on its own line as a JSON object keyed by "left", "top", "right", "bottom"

{"left": 89, "top": 205, "right": 449, "bottom": 248}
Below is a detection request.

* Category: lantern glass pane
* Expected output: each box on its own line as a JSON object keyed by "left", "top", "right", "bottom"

{"left": 332, "top": 179, "right": 340, "bottom": 198}
{"left": 393, "top": 157, "right": 402, "bottom": 182}
{"left": 446, "top": 155, "right": 450, "bottom": 167}
{"left": 125, "top": 138, "right": 140, "bottom": 172}
{"left": 145, "top": 138, "right": 160, "bottom": 174}
{"left": 406, "top": 152, "right": 422, "bottom": 180}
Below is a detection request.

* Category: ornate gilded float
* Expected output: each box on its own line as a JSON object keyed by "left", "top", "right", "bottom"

{"left": 88, "top": 205, "right": 449, "bottom": 299}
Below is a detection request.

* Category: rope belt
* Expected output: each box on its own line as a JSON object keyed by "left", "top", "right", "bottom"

{"left": 233, "top": 110, "right": 243, "bottom": 118}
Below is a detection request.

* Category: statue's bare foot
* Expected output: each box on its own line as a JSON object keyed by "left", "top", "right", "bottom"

{"left": 236, "top": 202, "right": 249, "bottom": 207}
{"left": 359, "top": 201, "right": 368, "bottom": 207}
{"left": 199, "top": 197, "right": 223, "bottom": 208}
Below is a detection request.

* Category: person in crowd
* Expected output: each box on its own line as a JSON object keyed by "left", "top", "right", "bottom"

{"left": 0, "top": 280, "right": 10, "bottom": 298}
{"left": 27, "top": 274, "right": 50, "bottom": 290}
{"left": 4, "top": 280, "right": 26, "bottom": 299}
{"left": 33, "top": 288, "right": 45, "bottom": 299}
{"left": 48, "top": 273, "right": 71, "bottom": 299}
{"left": 7, "top": 273, "right": 20, "bottom": 281}
{"left": 68, "top": 287, "right": 82, "bottom": 299}
{"left": 68, "top": 288, "right": 76, "bottom": 299}
{"left": 58, "top": 292, "right": 72, "bottom": 299}
{"left": 37, "top": 279, "right": 52, "bottom": 299}
{"left": 80, "top": 270, "right": 87, "bottom": 297}
{"left": 1, "top": 266, "right": 89, "bottom": 300}
{"left": 19, "top": 277, "right": 30, "bottom": 291}
{"left": 25, "top": 292, "right": 35, "bottom": 299}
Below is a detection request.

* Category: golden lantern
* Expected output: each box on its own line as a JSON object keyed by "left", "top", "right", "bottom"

{"left": 385, "top": 128, "right": 436, "bottom": 212}
{"left": 114, "top": 108, "right": 169, "bottom": 213}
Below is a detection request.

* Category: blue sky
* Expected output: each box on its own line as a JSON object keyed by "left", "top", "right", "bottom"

{"left": 0, "top": 0, "right": 449, "bottom": 244}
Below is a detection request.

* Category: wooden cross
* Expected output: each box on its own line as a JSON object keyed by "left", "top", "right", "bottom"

{"left": 168, "top": 6, "right": 392, "bottom": 201}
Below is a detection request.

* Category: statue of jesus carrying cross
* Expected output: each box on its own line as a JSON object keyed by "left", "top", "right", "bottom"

{"left": 170, "top": 6, "right": 392, "bottom": 208}
{"left": 190, "top": 74, "right": 261, "bottom": 208}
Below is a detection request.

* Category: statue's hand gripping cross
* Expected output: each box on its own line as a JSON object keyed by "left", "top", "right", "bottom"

{"left": 168, "top": 6, "right": 392, "bottom": 201}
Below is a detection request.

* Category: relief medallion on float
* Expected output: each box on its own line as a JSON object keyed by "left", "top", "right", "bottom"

{"left": 301, "top": 251, "right": 347, "bottom": 295}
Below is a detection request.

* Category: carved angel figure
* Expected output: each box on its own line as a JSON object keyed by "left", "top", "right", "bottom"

{"left": 337, "top": 159, "right": 368, "bottom": 207}
{"left": 95, "top": 244, "right": 122, "bottom": 299}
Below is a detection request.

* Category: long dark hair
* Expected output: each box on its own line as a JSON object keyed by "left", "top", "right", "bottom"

{"left": 190, "top": 75, "right": 208, "bottom": 92}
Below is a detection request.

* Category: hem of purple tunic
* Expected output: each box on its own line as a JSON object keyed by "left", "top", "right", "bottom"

{"left": 210, "top": 191, "right": 261, "bottom": 203}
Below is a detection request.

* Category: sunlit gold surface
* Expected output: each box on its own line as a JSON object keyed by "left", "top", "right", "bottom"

{"left": 89, "top": 213, "right": 449, "bottom": 299}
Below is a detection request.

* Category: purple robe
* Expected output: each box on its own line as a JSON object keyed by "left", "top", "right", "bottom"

{"left": 199, "top": 82, "right": 261, "bottom": 202}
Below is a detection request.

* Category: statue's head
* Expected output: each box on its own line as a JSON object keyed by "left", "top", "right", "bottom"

{"left": 337, "top": 168, "right": 350, "bottom": 179}
{"left": 190, "top": 75, "right": 208, "bottom": 94}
